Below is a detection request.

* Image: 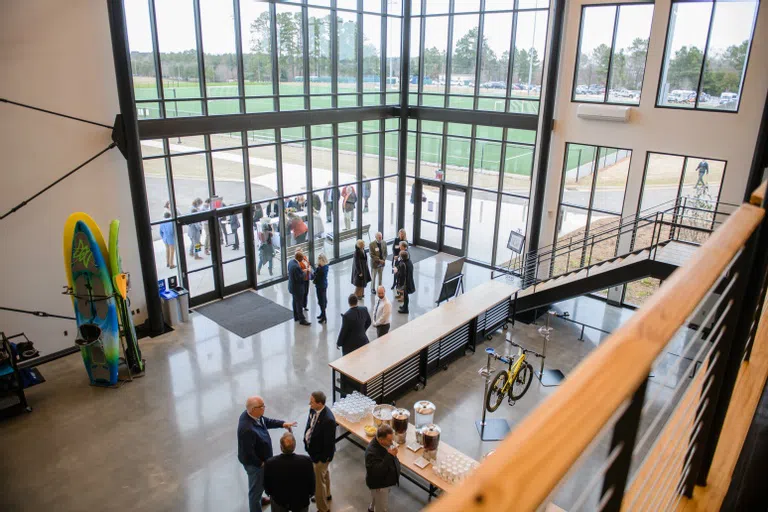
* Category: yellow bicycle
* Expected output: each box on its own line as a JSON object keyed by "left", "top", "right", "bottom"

{"left": 485, "top": 342, "right": 542, "bottom": 412}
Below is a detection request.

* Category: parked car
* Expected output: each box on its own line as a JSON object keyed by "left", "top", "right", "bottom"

{"left": 719, "top": 92, "right": 738, "bottom": 105}
{"left": 612, "top": 88, "right": 633, "bottom": 98}
{"left": 667, "top": 90, "right": 696, "bottom": 104}
{"left": 575, "top": 85, "right": 588, "bottom": 94}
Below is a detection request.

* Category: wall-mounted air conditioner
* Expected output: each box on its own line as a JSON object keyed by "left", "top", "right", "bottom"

{"left": 576, "top": 104, "right": 631, "bottom": 123}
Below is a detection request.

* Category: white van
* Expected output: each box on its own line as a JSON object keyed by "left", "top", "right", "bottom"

{"left": 719, "top": 92, "right": 738, "bottom": 105}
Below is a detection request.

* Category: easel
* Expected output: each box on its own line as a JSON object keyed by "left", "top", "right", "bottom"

{"left": 435, "top": 273, "right": 464, "bottom": 306}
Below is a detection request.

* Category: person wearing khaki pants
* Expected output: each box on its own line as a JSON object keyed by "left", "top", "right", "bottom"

{"left": 369, "top": 232, "right": 388, "bottom": 293}
{"left": 304, "top": 391, "right": 336, "bottom": 512}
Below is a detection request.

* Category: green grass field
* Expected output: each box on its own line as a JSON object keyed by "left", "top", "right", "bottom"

{"left": 136, "top": 80, "right": 538, "bottom": 177}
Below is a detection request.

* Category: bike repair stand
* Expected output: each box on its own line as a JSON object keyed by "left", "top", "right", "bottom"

{"left": 534, "top": 310, "right": 565, "bottom": 387}
{"left": 475, "top": 348, "right": 511, "bottom": 441}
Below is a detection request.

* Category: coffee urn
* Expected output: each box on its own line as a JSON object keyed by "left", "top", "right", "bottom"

{"left": 392, "top": 408, "right": 410, "bottom": 444}
{"left": 413, "top": 400, "right": 436, "bottom": 429}
{"left": 421, "top": 424, "right": 442, "bottom": 462}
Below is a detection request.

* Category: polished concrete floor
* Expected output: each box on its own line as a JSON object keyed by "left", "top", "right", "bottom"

{"left": 0, "top": 253, "right": 691, "bottom": 511}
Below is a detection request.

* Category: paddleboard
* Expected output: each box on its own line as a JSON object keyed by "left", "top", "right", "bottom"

{"left": 66, "top": 218, "right": 120, "bottom": 386}
{"left": 63, "top": 212, "right": 107, "bottom": 298}
{"left": 108, "top": 220, "right": 144, "bottom": 374}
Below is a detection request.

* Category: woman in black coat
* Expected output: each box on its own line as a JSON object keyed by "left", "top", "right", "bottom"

{"left": 391, "top": 229, "right": 408, "bottom": 290}
{"left": 397, "top": 250, "right": 416, "bottom": 314}
{"left": 352, "top": 239, "right": 372, "bottom": 299}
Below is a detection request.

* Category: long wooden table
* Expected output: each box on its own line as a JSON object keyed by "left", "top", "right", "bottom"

{"left": 330, "top": 280, "right": 519, "bottom": 403}
{"left": 335, "top": 413, "right": 477, "bottom": 499}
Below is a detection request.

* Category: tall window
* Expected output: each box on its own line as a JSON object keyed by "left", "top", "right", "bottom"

{"left": 553, "top": 144, "right": 631, "bottom": 278}
{"left": 573, "top": 3, "right": 654, "bottom": 105}
{"left": 657, "top": 0, "right": 759, "bottom": 111}
{"left": 639, "top": 152, "right": 726, "bottom": 212}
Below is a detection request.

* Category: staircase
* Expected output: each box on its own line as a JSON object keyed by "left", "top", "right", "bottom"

{"left": 496, "top": 197, "right": 738, "bottom": 314}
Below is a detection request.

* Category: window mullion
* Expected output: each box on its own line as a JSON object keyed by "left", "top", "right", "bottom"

{"left": 694, "top": 1, "right": 718, "bottom": 109}
{"left": 602, "top": 6, "right": 621, "bottom": 104}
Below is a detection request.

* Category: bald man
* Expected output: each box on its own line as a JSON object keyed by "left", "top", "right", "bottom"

{"left": 264, "top": 433, "right": 315, "bottom": 512}
{"left": 237, "top": 396, "right": 297, "bottom": 511}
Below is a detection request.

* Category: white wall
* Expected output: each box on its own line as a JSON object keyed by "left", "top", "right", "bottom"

{"left": 538, "top": 0, "right": 768, "bottom": 254}
{"left": 0, "top": 0, "right": 147, "bottom": 354}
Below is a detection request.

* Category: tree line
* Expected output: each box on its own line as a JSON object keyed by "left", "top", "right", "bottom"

{"left": 577, "top": 37, "right": 747, "bottom": 97}
{"left": 131, "top": 14, "right": 542, "bottom": 88}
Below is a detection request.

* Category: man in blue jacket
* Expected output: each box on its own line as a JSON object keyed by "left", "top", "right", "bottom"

{"left": 237, "top": 396, "right": 297, "bottom": 511}
{"left": 288, "top": 252, "right": 311, "bottom": 325}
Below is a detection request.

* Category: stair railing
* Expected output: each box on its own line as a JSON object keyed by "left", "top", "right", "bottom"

{"left": 498, "top": 196, "right": 737, "bottom": 289}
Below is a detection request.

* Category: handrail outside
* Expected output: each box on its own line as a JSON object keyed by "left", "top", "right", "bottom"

{"left": 425, "top": 204, "right": 764, "bottom": 512}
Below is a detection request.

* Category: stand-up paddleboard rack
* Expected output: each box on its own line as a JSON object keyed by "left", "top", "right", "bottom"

{"left": 62, "top": 286, "right": 141, "bottom": 386}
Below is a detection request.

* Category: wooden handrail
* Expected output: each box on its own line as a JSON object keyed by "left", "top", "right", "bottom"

{"left": 750, "top": 181, "right": 766, "bottom": 206}
{"left": 425, "top": 204, "right": 764, "bottom": 512}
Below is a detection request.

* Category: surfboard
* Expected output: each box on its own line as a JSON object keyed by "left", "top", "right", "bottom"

{"left": 63, "top": 212, "right": 108, "bottom": 297}
{"left": 108, "top": 220, "right": 144, "bottom": 374}
{"left": 67, "top": 219, "right": 120, "bottom": 386}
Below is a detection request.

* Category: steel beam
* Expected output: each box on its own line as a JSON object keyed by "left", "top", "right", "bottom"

{"left": 107, "top": 0, "right": 164, "bottom": 334}
{"left": 407, "top": 106, "right": 539, "bottom": 131}
{"left": 138, "top": 106, "right": 396, "bottom": 140}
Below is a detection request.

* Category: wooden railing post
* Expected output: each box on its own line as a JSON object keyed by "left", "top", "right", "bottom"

{"left": 600, "top": 379, "right": 648, "bottom": 512}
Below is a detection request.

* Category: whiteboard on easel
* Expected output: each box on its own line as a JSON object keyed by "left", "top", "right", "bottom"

{"left": 507, "top": 230, "right": 525, "bottom": 254}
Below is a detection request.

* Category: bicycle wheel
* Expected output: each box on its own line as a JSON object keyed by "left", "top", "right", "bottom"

{"left": 486, "top": 369, "right": 509, "bottom": 412}
{"left": 509, "top": 362, "right": 533, "bottom": 401}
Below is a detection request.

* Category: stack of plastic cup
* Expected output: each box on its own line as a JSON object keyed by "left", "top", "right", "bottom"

{"left": 331, "top": 392, "right": 377, "bottom": 422}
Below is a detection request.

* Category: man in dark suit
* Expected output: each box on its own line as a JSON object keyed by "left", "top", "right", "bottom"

{"left": 264, "top": 432, "right": 315, "bottom": 512}
{"left": 303, "top": 391, "right": 336, "bottom": 512}
{"left": 237, "top": 396, "right": 297, "bottom": 511}
{"left": 288, "top": 252, "right": 311, "bottom": 325}
{"left": 336, "top": 294, "right": 372, "bottom": 355}
{"left": 365, "top": 424, "right": 401, "bottom": 512}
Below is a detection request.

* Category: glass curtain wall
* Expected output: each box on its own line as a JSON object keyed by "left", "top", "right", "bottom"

{"left": 126, "top": 0, "right": 404, "bottom": 117}
{"left": 128, "top": 0, "right": 548, "bottom": 293}
{"left": 408, "top": 119, "right": 536, "bottom": 267}
{"left": 410, "top": 0, "right": 550, "bottom": 113}
{"left": 142, "top": 120, "right": 399, "bottom": 288}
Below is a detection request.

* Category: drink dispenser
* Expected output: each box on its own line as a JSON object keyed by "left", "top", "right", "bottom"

{"left": 392, "top": 408, "right": 410, "bottom": 444}
{"left": 413, "top": 400, "right": 435, "bottom": 429}
{"left": 421, "top": 424, "right": 442, "bottom": 462}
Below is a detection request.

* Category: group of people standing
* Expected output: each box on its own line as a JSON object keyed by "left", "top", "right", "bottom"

{"left": 238, "top": 392, "right": 401, "bottom": 512}
{"left": 158, "top": 197, "right": 241, "bottom": 269}
{"left": 286, "top": 228, "right": 416, "bottom": 333}
{"left": 352, "top": 229, "right": 415, "bottom": 311}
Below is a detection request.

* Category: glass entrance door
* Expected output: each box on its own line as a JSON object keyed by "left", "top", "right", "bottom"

{"left": 177, "top": 207, "right": 251, "bottom": 307}
{"left": 414, "top": 180, "right": 468, "bottom": 255}
{"left": 442, "top": 187, "right": 467, "bottom": 256}
{"left": 419, "top": 183, "right": 441, "bottom": 249}
{"left": 217, "top": 209, "right": 250, "bottom": 296}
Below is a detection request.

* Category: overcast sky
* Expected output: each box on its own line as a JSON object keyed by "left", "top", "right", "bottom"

{"left": 125, "top": 0, "right": 756, "bottom": 59}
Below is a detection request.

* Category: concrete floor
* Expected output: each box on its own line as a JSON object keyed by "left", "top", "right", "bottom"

{"left": 0, "top": 254, "right": 690, "bottom": 511}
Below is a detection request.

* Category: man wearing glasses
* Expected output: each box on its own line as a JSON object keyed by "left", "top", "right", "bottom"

{"left": 237, "top": 396, "right": 297, "bottom": 510}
